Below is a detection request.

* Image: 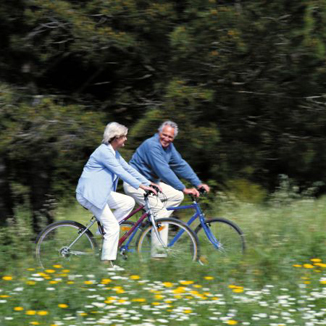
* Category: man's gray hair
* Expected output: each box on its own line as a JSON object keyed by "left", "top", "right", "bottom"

{"left": 158, "top": 120, "right": 179, "bottom": 137}
{"left": 102, "top": 122, "right": 128, "bottom": 144}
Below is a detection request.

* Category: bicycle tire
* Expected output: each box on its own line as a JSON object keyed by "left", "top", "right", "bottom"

{"left": 137, "top": 217, "right": 199, "bottom": 262}
{"left": 35, "top": 220, "right": 98, "bottom": 269}
{"left": 194, "top": 218, "right": 245, "bottom": 263}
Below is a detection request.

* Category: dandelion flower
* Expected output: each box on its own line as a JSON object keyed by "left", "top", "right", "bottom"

{"left": 53, "top": 265, "right": 63, "bottom": 269}
{"left": 14, "top": 307, "right": 24, "bottom": 311}
{"left": 227, "top": 320, "right": 238, "bottom": 325}
{"left": 84, "top": 280, "right": 94, "bottom": 285}
{"left": 49, "top": 281, "right": 58, "bottom": 284}
{"left": 45, "top": 269, "right": 56, "bottom": 274}
{"left": 180, "top": 280, "right": 194, "bottom": 285}
{"left": 30, "top": 322, "right": 40, "bottom": 325}
{"left": 101, "top": 278, "right": 112, "bottom": 284}
{"left": 27, "top": 281, "right": 36, "bottom": 285}
{"left": 58, "top": 304, "right": 68, "bottom": 308}
{"left": 163, "top": 282, "right": 174, "bottom": 288}
{"left": 132, "top": 298, "right": 146, "bottom": 302}
{"left": 130, "top": 275, "right": 140, "bottom": 280}
{"left": 204, "top": 276, "right": 214, "bottom": 280}
{"left": 293, "top": 264, "right": 302, "bottom": 268}
{"left": 183, "top": 309, "right": 192, "bottom": 313}
{"left": 37, "top": 311, "right": 49, "bottom": 315}
{"left": 303, "top": 264, "right": 314, "bottom": 269}
{"left": 26, "top": 310, "right": 36, "bottom": 315}
{"left": 2, "top": 276, "right": 13, "bottom": 281}
{"left": 311, "top": 258, "right": 322, "bottom": 263}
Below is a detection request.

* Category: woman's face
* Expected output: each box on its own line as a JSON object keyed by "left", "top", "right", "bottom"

{"left": 112, "top": 134, "right": 127, "bottom": 149}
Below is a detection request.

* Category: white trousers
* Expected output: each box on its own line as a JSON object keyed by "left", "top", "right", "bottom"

{"left": 123, "top": 182, "right": 184, "bottom": 257}
{"left": 76, "top": 192, "right": 135, "bottom": 261}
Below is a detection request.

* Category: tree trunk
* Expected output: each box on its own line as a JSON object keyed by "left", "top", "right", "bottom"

{"left": 0, "top": 155, "right": 14, "bottom": 225}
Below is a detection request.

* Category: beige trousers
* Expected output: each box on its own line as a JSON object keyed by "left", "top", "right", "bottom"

{"left": 123, "top": 182, "right": 184, "bottom": 257}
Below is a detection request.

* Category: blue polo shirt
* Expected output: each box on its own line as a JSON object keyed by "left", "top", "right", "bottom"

{"left": 129, "top": 134, "right": 201, "bottom": 191}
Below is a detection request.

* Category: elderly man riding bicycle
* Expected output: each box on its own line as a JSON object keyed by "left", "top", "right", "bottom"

{"left": 123, "top": 120, "right": 210, "bottom": 220}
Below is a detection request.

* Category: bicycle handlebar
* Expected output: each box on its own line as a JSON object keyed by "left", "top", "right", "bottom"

{"left": 189, "top": 186, "right": 207, "bottom": 202}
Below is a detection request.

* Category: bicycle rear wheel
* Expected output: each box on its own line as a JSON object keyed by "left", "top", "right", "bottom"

{"left": 35, "top": 220, "right": 98, "bottom": 269}
{"left": 137, "top": 217, "right": 199, "bottom": 262}
{"left": 195, "top": 218, "right": 245, "bottom": 264}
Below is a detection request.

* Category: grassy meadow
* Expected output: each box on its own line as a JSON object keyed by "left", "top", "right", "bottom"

{"left": 1, "top": 185, "right": 326, "bottom": 326}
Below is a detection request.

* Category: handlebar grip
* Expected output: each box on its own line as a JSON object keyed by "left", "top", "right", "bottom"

{"left": 198, "top": 187, "right": 207, "bottom": 195}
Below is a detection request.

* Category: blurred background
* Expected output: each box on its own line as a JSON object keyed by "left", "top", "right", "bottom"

{"left": 1, "top": 0, "right": 326, "bottom": 234}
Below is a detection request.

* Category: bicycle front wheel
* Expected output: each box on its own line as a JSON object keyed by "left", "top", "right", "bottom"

{"left": 195, "top": 218, "right": 245, "bottom": 263}
{"left": 137, "top": 217, "right": 199, "bottom": 262}
{"left": 35, "top": 220, "right": 98, "bottom": 269}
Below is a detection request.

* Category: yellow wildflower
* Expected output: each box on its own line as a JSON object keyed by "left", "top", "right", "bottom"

{"left": 311, "top": 258, "right": 322, "bottom": 263}
{"left": 154, "top": 294, "right": 164, "bottom": 300}
{"left": 26, "top": 310, "right": 36, "bottom": 315}
{"left": 45, "top": 269, "right": 55, "bottom": 274}
{"left": 2, "top": 276, "right": 13, "bottom": 281}
{"left": 37, "top": 311, "right": 49, "bottom": 315}
{"left": 84, "top": 280, "right": 94, "bottom": 285}
{"left": 163, "top": 282, "right": 173, "bottom": 287}
{"left": 204, "top": 276, "right": 214, "bottom": 280}
{"left": 179, "top": 280, "right": 194, "bottom": 285}
{"left": 58, "top": 304, "right": 68, "bottom": 308}
{"left": 227, "top": 320, "right": 238, "bottom": 325}
{"left": 173, "top": 287, "right": 186, "bottom": 294}
{"left": 130, "top": 275, "right": 140, "bottom": 280}
{"left": 101, "top": 278, "right": 112, "bottom": 284}
{"left": 53, "top": 264, "right": 63, "bottom": 269}
{"left": 132, "top": 298, "right": 146, "bottom": 302}
{"left": 27, "top": 281, "right": 36, "bottom": 285}
{"left": 14, "top": 307, "right": 24, "bottom": 311}
{"left": 303, "top": 264, "right": 314, "bottom": 269}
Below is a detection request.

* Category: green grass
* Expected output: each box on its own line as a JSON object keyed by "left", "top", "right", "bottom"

{"left": 1, "top": 191, "right": 326, "bottom": 325}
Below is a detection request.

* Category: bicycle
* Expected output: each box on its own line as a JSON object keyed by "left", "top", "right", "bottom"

{"left": 167, "top": 188, "right": 246, "bottom": 263}
{"left": 35, "top": 191, "right": 200, "bottom": 269}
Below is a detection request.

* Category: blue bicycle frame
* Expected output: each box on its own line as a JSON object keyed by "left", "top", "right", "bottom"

{"left": 167, "top": 201, "right": 221, "bottom": 249}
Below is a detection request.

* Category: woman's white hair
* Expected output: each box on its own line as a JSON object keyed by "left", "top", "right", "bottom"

{"left": 158, "top": 120, "right": 179, "bottom": 137}
{"left": 102, "top": 122, "right": 128, "bottom": 144}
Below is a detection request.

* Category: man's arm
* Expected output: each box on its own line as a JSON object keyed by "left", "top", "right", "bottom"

{"left": 144, "top": 144, "right": 186, "bottom": 191}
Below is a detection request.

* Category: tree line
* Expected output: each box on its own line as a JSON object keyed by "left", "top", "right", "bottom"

{"left": 1, "top": 0, "right": 326, "bottom": 232}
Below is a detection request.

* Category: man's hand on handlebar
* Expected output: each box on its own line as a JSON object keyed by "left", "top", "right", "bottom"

{"left": 139, "top": 184, "right": 158, "bottom": 195}
{"left": 197, "top": 184, "right": 210, "bottom": 194}
{"left": 183, "top": 187, "right": 200, "bottom": 197}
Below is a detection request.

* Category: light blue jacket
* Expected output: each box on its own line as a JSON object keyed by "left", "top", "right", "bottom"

{"left": 76, "top": 144, "right": 150, "bottom": 209}
{"left": 130, "top": 134, "right": 201, "bottom": 191}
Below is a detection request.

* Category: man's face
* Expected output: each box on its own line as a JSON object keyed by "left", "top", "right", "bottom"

{"left": 159, "top": 125, "right": 175, "bottom": 148}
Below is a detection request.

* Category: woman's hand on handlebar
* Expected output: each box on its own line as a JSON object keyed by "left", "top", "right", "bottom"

{"left": 183, "top": 187, "right": 200, "bottom": 197}
{"left": 139, "top": 184, "right": 158, "bottom": 195}
{"left": 150, "top": 182, "right": 162, "bottom": 193}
